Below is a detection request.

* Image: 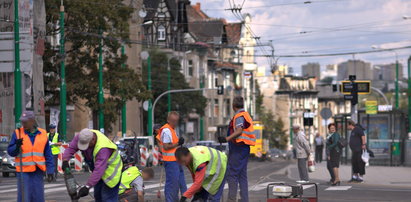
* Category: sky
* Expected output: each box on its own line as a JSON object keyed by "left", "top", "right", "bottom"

{"left": 193, "top": 0, "right": 411, "bottom": 76}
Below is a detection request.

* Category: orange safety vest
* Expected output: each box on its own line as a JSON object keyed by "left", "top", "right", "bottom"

{"left": 14, "top": 127, "right": 48, "bottom": 172}
{"left": 156, "top": 123, "right": 179, "bottom": 161}
{"left": 230, "top": 111, "right": 256, "bottom": 146}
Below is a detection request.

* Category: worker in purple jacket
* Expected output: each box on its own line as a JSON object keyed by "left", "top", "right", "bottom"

{"left": 62, "top": 129, "right": 121, "bottom": 202}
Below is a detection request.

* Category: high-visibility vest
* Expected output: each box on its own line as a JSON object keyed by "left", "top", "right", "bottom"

{"left": 230, "top": 110, "right": 256, "bottom": 146}
{"left": 47, "top": 132, "right": 60, "bottom": 155}
{"left": 157, "top": 123, "right": 179, "bottom": 161}
{"left": 118, "top": 166, "right": 141, "bottom": 195}
{"left": 188, "top": 146, "right": 227, "bottom": 195}
{"left": 15, "top": 127, "right": 47, "bottom": 172}
{"left": 91, "top": 130, "right": 123, "bottom": 188}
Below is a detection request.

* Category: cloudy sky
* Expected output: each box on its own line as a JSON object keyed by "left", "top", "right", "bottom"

{"left": 194, "top": 0, "right": 411, "bottom": 76}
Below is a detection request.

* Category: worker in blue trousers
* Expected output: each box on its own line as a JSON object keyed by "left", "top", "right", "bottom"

{"left": 7, "top": 111, "right": 55, "bottom": 202}
{"left": 218, "top": 97, "right": 256, "bottom": 202}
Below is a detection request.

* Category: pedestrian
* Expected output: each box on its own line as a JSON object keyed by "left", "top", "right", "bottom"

{"left": 47, "top": 124, "right": 63, "bottom": 180}
{"left": 118, "top": 166, "right": 155, "bottom": 202}
{"left": 176, "top": 146, "right": 227, "bottom": 202}
{"left": 218, "top": 96, "right": 256, "bottom": 202}
{"left": 326, "top": 123, "right": 341, "bottom": 186}
{"left": 156, "top": 111, "right": 187, "bottom": 202}
{"left": 293, "top": 124, "right": 311, "bottom": 183}
{"left": 62, "top": 128, "right": 123, "bottom": 202}
{"left": 314, "top": 132, "right": 324, "bottom": 163}
{"left": 347, "top": 120, "right": 366, "bottom": 182}
{"left": 7, "top": 111, "right": 55, "bottom": 202}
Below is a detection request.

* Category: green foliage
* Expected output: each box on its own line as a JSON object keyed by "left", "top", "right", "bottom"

{"left": 321, "top": 76, "right": 334, "bottom": 84}
{"left": 43, "top": 0, "right": 150, "bottom": 133}
{"left": 255, "top": 82, "right": 288, "bottom": 149}
{"left": 142, "top": 50, "right": 207, "bottom": 126}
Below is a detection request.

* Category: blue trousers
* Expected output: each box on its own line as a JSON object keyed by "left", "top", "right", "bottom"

{"left": 94, "top": 179, "right": 120, "bottom": 202}
{"left": 193, "top": 173, "right": 226, "bottom": 202}
{"left": 164, "top": 161, "right": 187, "bottom": 202}
{"left": 16, "top": 169, "right": 45, "bottom": 202}
{"left": 227, "top": 144, "right": 250, "bottom": 202}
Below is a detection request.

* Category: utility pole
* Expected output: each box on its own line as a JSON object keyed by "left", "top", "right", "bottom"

{"left": 147, "top": 55, "right": 152, "bottom": 136}
{"left": 199, "top": 76, "right": 204, "bottom": 140}
{"left": 395, "top": 58, "right": 399, "bottom": 109}
{"left": 13, "top": 0, "right": 22, "bottom": 127}
{"left": 59, "top": 1, "right": 67, "bottom": 141}
{"left": 98, "top": 30, "right": 104, "bottom": 132}
{"left": 408, "top": 56, "right": 411, "bottom": 134}
{"left": 121, "top": 44, "right": 126, "bottom": 137}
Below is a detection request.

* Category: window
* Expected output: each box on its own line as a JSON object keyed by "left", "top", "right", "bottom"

{"left": 214, "top": 99, "right": 219, "bottom": 118}
{"left": 1, "top": 73, "right": 12, "bottom": 88}
{"left": 188, "top": 60, "right": 193, "bottom": 76}
{"left": 158, "top": 25, "right": 166, "bottom": 41}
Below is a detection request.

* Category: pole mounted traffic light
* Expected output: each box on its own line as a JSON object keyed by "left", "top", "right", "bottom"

{"left": 217, "top": 85, "right": 224, "bottom": 95}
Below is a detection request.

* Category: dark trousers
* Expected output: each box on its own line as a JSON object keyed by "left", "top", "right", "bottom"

{"left": 164, "top": 161, "right": 187, "bottom": 202}
{"left": 17, "top": 169, "right": 45, "bottom": 202}
{"left": 227, "top": 144, "right": 250, "bottom": 202}
{"left": 315, "top": 145, "right": 323, "bottom": 163}
{"left": 192, "top": 174, "right": 226, "bottom": 202}
{"left": 119, "top": 189, "right": 138, "bottom": 202}
{"left": 53, "top": 154, "right": 58, "bottom": 177}
{"left": 94, "top": 179, "right": 120, "bottom": 202}
{"left": 327, "top": 159, "right": 335, "bottom": 182}
{"left": 351, "top": 151, "right": 365, "bottom": 175}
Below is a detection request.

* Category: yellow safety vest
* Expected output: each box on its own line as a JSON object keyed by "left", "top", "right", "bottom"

{"left": 47, "top": 132, "right": 60, "bottom": 155}
{"left": 118, "top": 166, "right": 141, "bottom": 194}
{"left": 91, "top": 130, "right": 123, "bottom": 188}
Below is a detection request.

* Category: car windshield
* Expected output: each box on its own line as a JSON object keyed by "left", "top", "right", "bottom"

{"left": 0, "top": 142, "right": 8, "bottom": 151}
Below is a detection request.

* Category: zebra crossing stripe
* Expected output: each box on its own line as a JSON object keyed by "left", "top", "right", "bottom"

{"left": 325, "top": 186, "right": 352, "bottom": 191}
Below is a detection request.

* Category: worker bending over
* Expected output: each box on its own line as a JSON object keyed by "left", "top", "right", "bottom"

{"left": 176, "top": 146, "right": 227, "bottom": 202}
{"left": 218, "top": 96, "right": 256, "bottom": 202}
{"left": 156, "top": 111, "right": 187, "bottom": 202}
{"left": 63, "top": 128, "right": 123, "bottom": 202}
{"left": 7, "top": 111, "right": 55, "bottom": 202}
{"left": 118, "top": 166, "right": 155, "bottom": 202}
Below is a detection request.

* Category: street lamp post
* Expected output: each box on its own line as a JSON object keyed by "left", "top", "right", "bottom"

{"left": 121, "top": 44, "right": 126, "bottom": 137}
{"left": 141, "top": 51, "right": 152, "bottom": 136}
{"left": 408, "top": 56, "right": 411, "bottom": 133}
{"left": 59, "top": 1, "right": 67, "bottom": 140}
{"left": 13, "top": 0, "right": 22, "bottom": 127}
{"left": 98, "top": 30, "right": 104, "bottom": 132}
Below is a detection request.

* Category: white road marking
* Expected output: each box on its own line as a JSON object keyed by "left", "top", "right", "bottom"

{"left": 0, "top": 184, "right": 63, "bottom": 194}
{"left": 325, "top": 186, "right": 352, "bottom": 191}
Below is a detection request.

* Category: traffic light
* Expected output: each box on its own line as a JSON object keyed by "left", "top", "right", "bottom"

{"left": 217, "top": 85, "right": 224, "bottom": 95}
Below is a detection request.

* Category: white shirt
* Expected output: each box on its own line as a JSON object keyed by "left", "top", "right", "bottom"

{"left": 161, "top": 128, "right": 173, "bottom": 144}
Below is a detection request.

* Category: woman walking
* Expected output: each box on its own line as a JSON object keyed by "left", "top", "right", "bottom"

{"left": 326, "top": 123, "right": 341, "bottom": 186}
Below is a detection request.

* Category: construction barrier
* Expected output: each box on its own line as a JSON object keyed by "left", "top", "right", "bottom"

{"left": 74, "top": 151, "right": 83, "bottom": 171}
{"left": 152, "top": 146, "right": 160, "bottom": 166}
{"left": 140, "top": 146, "right": 148, "bottom": 167}
{"left": 57, "top": 144, "right": 69, "bottom": 173}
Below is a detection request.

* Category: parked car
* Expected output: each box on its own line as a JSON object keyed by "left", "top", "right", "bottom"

{"left": 1, "top": 141, "right": 16, "bottom": 177}
{"left": 267, "top": 148, "right": 292, "bottom": 160}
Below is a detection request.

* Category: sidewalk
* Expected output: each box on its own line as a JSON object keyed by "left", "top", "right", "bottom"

{"left": 288, "top": 161, "right": 411, "bottom": 188}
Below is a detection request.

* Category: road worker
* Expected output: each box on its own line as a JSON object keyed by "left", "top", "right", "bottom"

{"left": 7, "top": 111, "right": 55, "bottom": 202}
{"left": 218, "top": 96, "right": 256, "bottom": 202}
{"left": 47, "top": 124, "right": 63, "bottom": 180}
{"left": 156, "top": 111, "right": 187, "bottom": 202}
{"left": 118, "top": 166, "right": 155, "bottom": 202}
{"left": 176, "top": 146, "right": 227, "bottom": 202}
{"left": 62, "top": 128, "right": 123, "bottom": 202}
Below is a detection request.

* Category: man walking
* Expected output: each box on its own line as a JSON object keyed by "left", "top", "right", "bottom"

{"left": 347, "top": 120, "right": 366, "bottom": 182}
{"left": 47, "top": 124, "right": 62, "bottom": 179}
{"left": 314, "top": 133, "right": 324, "bottom": 163}
{"left": 218, "top": 96, "right": 255, "bottom": 202}
{"left": 156, "top": 111, "right": 186, "bottom": 202}
{"left": 7, "top": 111, "right": 55, "bottom": 202}
{"left": 63, "top": 128, "right": 123, "bottom": 202}
{"left": 293, "top": 124, "right": 311, "bottom": 183}
{"left": 176, "top": 146, "right": 227, "bottom": 202}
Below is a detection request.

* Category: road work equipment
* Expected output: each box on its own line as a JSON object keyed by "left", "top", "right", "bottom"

{"left": 266, "top": 182, "right": 318, "bottom": 202}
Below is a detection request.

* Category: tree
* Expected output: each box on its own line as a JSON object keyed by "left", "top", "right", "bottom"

{"left": 321, "top": 76, "right": 334, "bottom": 84}
{"left": 142, "top": 50, "right": 207, "bottom": 126}
{"left": 43, "top": 0, "right": 150, "bottom": 133}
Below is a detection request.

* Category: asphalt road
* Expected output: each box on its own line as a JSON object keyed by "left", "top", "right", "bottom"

{"left": 0, "top": 159, "right": 410, "bottom": 201}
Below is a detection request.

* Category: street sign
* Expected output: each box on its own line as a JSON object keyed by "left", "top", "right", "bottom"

{"left": 378, "top": 105, "right": 392, "bottom": 112}
{"left": 340, "top": 80, "right": 371, "bottom": 95}
{"left": 365, "top": 101, "right": 378, "bottom": 114}
{"left": 303, "top": 112, "right": 314, "bottom": 126}
{"left": 143, "top": 100, "right": 149, "bottom": 111}
{"left": 303, "top": 112, "right": 315, "bottom": 118}
{"left": 320, "top": 108, "right": 332, "bottom": 119}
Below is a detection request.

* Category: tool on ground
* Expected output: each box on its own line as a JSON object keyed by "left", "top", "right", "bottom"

{"left": 64, "top": 167, "right": 80, "bottom": 202}
{"left": 157, "top": 167, "right": 164, "bottom": 199}
{"left": 266, "top": 182, "right": 318, "bottom": 202}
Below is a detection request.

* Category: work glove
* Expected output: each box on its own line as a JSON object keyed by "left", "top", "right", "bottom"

{"left": 178, "top": 137, "right": 185, "bottom": 146}
{"left": 14, "top": 139, "right": 24, "bottom": 154}
{"left": 218, "top": 137, "right": 227, "bottom": 143}
{"left": 62, "top": 161, "right": 70, "bottom": 171}
{"left": 78, "top": 185, "right": 90, "bottom": 198}
{"left": 179, "top": 196, "right": 187, "bottom": 202}
{"left": 47, "top": 174, "right": 54, "bottom": 183}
